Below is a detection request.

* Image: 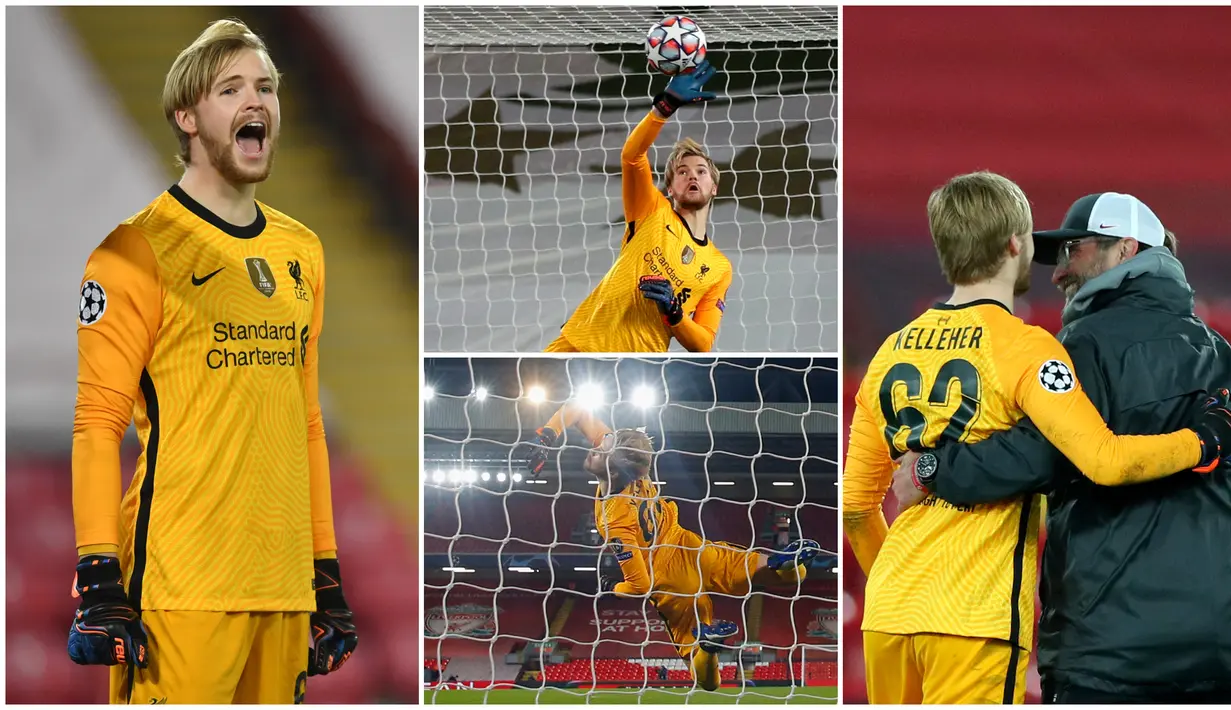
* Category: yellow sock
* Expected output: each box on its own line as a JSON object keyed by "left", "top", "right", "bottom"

{"left": 691, "top": 648, "right": 720, "bottom": 691}
{"left": 774, "top": 563, "right": 808, "bottom": 585}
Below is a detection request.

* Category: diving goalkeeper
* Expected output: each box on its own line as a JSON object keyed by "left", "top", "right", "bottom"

{"left": 521, "top": 403, "right": 819, "bottom": 691}
{"left": 546, "top": 60, "right": 733, "bottom": 353}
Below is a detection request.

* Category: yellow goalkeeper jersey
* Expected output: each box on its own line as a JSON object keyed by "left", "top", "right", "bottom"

{"left": 558, "top": 111, "right": 732, "bottom": 353}
{"left": 843, "top": 299, "right": 1200, "bottom": 650}
{"left": 72, "top": 185, "right": 329, "bottom": 612}
{"left": 596, "top": 479, "right": 686, "bottom": 593}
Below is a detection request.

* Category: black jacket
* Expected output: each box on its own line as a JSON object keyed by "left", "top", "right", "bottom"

{"left": 930, "top": 251, "right": 1231, "bottom": 697}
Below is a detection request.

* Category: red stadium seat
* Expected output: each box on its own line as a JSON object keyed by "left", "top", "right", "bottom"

{"left": 5, "top": 452, "right": 414, "bottom": 703}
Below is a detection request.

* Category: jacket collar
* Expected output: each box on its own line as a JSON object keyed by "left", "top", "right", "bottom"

{"left": 1061, "top": 249, "right": 1193, "bottom": 326}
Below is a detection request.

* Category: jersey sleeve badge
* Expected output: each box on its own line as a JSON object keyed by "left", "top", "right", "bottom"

{"left": 1037, "top": 359, "right": 1075, "bottom": 393}
{"left": 79, "top": 280, "right": 107, "bottom": 326}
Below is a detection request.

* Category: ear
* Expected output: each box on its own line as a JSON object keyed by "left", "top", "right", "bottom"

{"left": 175, "top": 108, "right": 197, "bottom": 136}
{"left": 1007, "top": 234, "right": 1023, "bottom": 257}
{"left": 1122, "top": 237, "right": 1141, "bottom": 258}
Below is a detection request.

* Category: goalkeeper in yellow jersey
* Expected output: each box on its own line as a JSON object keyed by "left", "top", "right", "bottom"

{"left": 546, "top": 60, "right": 734, "bottom": 353}
{"left": 520, "top": 403, "right": 819, "bottom": 691}
{"left": 842, "top": 171, "right": 1231, "bottom": 704}
{"left": 68, "top": 20, "right": 356, "bottom": 703}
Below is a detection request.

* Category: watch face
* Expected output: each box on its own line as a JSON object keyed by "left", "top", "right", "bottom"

{"left": 916, "top": 453, "right": 938, "bottom": 481}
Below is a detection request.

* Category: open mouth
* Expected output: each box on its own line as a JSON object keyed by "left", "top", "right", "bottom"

{"left": 235, "top": 121, "right": 267, "bottom": 157}
{"left": 687, "top": 183, "right": 700, "bottom": 193}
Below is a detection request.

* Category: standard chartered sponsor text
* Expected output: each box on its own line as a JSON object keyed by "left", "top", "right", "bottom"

{"left": 208, "top": 320, "right": 299, "bottom": 369}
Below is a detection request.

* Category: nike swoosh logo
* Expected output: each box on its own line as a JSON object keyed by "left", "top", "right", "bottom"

{"left": 1098, "top": 223, "right": 1118, "bottom": 229}
{"left": 191, "top": 267, "right": 225, "bottom": 286}
{"left": 665, "top": 225, "right": 676, "bottom": 236}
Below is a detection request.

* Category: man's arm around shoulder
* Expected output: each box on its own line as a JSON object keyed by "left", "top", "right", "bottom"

{"left": 929, "top": 333, "right": 1111, "bottom": 506}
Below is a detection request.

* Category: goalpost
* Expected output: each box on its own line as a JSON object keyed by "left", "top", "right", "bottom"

{"left": 422, "top": 357, "right": 840, "bottom": 703}
{"left": 423, "top": 6, "right": 839, "bottom": 353}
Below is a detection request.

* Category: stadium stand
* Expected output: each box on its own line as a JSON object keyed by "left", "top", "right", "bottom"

{"left": 425, "top": 490, "right": 839, "bottom": 690}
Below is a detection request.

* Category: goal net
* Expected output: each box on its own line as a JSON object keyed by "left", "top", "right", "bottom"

{"left": 422, "top": 357, "right": 840, "bottom": 703}
{"left": 423, "top": 6, "right": 839, "bottom": 353}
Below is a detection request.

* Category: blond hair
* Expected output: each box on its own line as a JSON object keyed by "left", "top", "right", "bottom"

{"left": 927, "top": 171, "right": 1033, "bottom": 285}
{"left": 163, "top": 19, "right": 280, "bottom": 168}
{"left": 610, "top": 429, "right": 654, "bottom": 479}
{"left": 663, "top": 138, "right": 720, "bottom": 201}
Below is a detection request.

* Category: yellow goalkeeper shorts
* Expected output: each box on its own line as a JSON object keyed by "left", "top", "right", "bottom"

{"left": 110, "top": 610, "right": 309, "bottom": 704}
{"left": 863, "top": 630, "right": 1028, "bottom": 704}
{"left": 651, "top": 539, "right": 761, "bottom": 659}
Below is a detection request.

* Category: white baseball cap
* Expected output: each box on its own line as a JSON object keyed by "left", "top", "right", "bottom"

{"left": 1033, "top": 192, "right": 1166, "bottom": 265}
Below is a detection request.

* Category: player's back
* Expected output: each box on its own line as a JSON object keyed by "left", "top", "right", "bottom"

{"left": 562, "top": 202, "right": 732, "bottom": 352}
{"left": 596, "top": 478, "right": 696, "bottom": 586}
{"left": 858, "top": 301, "right": 1047, "bottom": 649}
{"left": 88, "top": 186, "right": 322, "bottom": 612}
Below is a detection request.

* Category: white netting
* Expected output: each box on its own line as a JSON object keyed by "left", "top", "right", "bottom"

{"left": 423, "top": 357, "right": 840, "bottom": 703}
{"left": 423, "top": 6, "right": 839, "bottom": 352}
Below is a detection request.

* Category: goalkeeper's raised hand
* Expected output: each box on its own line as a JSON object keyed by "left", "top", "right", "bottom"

{"left": 308, "top": 558, "right": 358, "bottom": 676}
{"left": 1193, "top": 388, "right": 1231, "bottom": 473}
{"left": 67, "top": 555, "right": 149, "bottom": 668}
{"left": 639, "top": 275, "right": 685, "bottom": 326}
{"left": 653, "top": 59, "right": 717, "bottom": 118}
{"left": 516, "top": 426, "right": 559, "bottom": 478}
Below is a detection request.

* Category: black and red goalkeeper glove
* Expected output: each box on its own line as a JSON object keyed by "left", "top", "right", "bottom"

{"left": 1193, "top": 388, "right": 1231, "bottom": 473}
{"left": 638, "top": 275, "right": 685, "bottom": 326}
{"left": 67, "top": 555, "right": 149, "bottom": 668}
{"left": 309, "top": 558, "right": 358, "bottom": 676}
{"left": 518, "top": 426, "right": 559, "bottom": 478}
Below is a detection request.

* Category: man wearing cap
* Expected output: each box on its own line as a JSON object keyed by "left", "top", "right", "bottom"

{"left": 891, "top": 192, "right": 1231, "bottom": 703}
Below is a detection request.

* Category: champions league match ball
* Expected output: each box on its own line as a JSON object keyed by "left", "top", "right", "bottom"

{"left": 645, "top": 15, "right": 707, "bottom": 75}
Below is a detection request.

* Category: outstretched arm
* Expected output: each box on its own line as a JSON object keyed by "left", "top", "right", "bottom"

{"left": 1015, "top": 330, "right": 1204, "bottom": 485}
{"left": 622, "top": 111, "right": 670, "bottom": 225}
{"left": 623, "top": 61, "right": 720, "bottom": 228}
{"left": 544, "top": 402, "right": 613, "bottom": 447}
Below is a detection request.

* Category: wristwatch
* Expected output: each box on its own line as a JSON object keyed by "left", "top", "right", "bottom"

{"left": 911, "top": 452, "right": 938, "bottom": 492}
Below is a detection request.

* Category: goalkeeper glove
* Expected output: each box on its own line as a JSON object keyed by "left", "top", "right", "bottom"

{"left": 1193, "top": 388, "right": 1231, "bottom": 473}
{"left": 638, "top": 275, "right": 685, "bottom": 326}
{"left": 599, "top": 573, "right": 620, "bottom": 594}
{"left": 67, "top": 555, "right": 149, "bottom": 668}
{"left": 308, "top": 558, "right": 358, "bottom": 676}
{"left": 518, "top": 426, "right": 559, "bottom": 478}
{"left": 653, "top": 60, "right": 717, "bottom": 118}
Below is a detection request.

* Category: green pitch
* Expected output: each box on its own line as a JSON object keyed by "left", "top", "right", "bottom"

{"left": 424, "top": 686, "right": 837, "bottom": 704}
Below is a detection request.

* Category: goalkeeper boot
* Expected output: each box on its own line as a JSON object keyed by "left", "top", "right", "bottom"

{"left": 695, "top": 620, "right": 739, "bottom": 654}
{"left": 767, "top": 539, "right": 822, "bottom": 570}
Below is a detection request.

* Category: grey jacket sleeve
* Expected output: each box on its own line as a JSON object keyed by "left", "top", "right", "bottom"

{"left": 931, "top": 333, "right": 1108, "bottom": 506}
